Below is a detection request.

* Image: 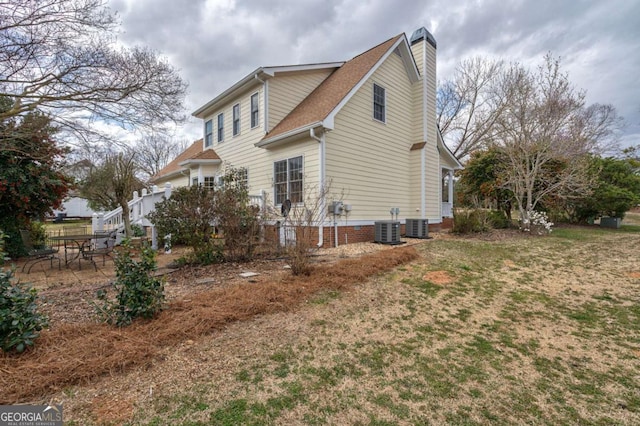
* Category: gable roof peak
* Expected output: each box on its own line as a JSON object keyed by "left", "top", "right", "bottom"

{"left": 258, "top": 33, "right": 417, "bottom": 147}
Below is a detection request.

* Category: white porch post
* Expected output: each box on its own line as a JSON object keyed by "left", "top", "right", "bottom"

{"left": 198, "top": 166, "right": 204, "bottom": 185}
{"left": 448, "top": 170, "right": 454, "bottom": 209}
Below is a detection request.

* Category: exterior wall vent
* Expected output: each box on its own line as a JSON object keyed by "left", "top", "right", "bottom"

{"left": 405, "top": 219, "right": 429, "bottom": 238}
{"left": 374, "top": 221, "right": 401, "bottom": 244}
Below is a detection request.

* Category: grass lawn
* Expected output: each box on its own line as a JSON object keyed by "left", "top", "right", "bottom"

{"left": 38, "top": 222, "right": 640, "bottom": 424}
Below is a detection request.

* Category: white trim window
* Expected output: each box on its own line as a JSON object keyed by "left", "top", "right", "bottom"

{"left": 232, "top": 103, "right": 240, "bottom": 136}
{"left": 217, "top": 113, "right": 224, "bottom": 142}
{"left": 373, "top": 83, "right": 386, "bottom": 123}
{"left": 203, "top": 176, "right": 216, "bottom": 189}
{"left": 274, "top": 156, "right": 303, "bottom": 205}
{"left": 250, "top": 93, "right": 259, "bottom": 128}
{"left": 204, "top": 119, "right": 213, "bottom": 147}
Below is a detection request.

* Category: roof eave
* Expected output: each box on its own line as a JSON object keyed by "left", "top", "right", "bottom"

{"left": 150, "top": 168, "right": 187, "bottom": 183}
{"left": 255, "top": 122, "right": 325, "bottom": 149}
{"left": 192, "top": 68, "right": 266, "bottom": 118}
{"left": 192, "top": 62, "right": 347, "bottom": 119}
{"left": 178, "top": 158, "right": 222, "bottom": 167}
{"left": 437, "top": 128, "right": 464, "bottom": 170}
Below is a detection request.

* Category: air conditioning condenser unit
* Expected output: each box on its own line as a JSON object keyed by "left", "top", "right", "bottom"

{"left": 405, "top": 218, "right": 429, "bottom": 238}
{"left": 374, "top": 221, "right": 401, "bottom": 244}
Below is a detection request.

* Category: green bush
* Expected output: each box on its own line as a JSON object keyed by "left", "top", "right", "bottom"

{"left": 131, "top": 224, "right": 146, "bottom": 238}
{"left": 452, "top": 208, "right": 491, "bottom": 234}
{"left": 95, "top": 240, "right": 165, "bottom": 326}
{"left": 148, "top": 167, "right": 262, "bottom": 265}
{"left": 487, "top": 210, "right": 512, "bottom": 229}
{"left": 29, "top": 221, "right": 47, "bottom": 248}
{"left": 0, "top": 218, "right": 27, "bottom": 258}
{"left": 0, "top": 230, "right": 48, "bottom": 353}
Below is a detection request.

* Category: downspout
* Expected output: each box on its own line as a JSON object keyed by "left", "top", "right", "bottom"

{"left": 310, "top": 127, "right": 325, "bottom": 247}
{"left": 254, "top": 74, "right": 268, "bottom": 133}
{"left": 421, "top": 38, "right": 427, "bottom": 219}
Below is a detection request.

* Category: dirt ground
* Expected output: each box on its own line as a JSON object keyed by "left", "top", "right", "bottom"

{"left": 6, "top": 219, "right": 639, "bottom": 424}
{"left": 12, "top": 238, "right": 431, "bottom": 326}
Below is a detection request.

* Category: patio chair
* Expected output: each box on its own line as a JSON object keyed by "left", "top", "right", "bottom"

{"left": 81, "top": 230, "right": 117, "bottom": 271}
{"left": 19, "top": 229, "right": 61, "bottom": 273}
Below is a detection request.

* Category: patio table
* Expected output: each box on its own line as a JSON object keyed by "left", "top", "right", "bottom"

{"left": 49, "top": 234, "right": 95, "bottom": 269}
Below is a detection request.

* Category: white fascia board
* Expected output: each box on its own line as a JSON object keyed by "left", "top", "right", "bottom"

{"left": 324, "top": 35, "right": 417, "bottom": 126}
{"left": 262, "top": 62, "right": 345, "bottom": 76}
{"left": 192, "top": 68, "right": 266, "bottom": 118}
{"left": 178, "top": 159, "right": 222, "bottom": 167}
{"left": 437, "top": 128, "right": 464, "bottom": 170}
{"left": 150, "top": 168, "right": 186, "bottom": 182}
{"left": 255, "top": 122, "right": 324, "bottom": 148}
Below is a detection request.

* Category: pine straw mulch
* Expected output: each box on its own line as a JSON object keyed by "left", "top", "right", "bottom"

{"left": 0, "top": 245, "right": 418, "bottom": 404}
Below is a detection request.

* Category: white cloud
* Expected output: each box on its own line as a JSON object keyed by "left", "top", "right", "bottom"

{"left": 108, "top": 0, "right": 640, "bottom": 148}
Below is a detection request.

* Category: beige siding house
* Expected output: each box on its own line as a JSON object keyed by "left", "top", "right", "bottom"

{"left": 154, "top": 27, "right": 462, "bottom": 245}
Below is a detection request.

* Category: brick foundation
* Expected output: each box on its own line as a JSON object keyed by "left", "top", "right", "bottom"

{"left": 265, "top": 220, "right": 451, "bottom": 246}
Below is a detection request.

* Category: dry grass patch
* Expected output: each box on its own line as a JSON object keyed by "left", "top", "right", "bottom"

{"left": 422, "top": 270, "right": 455, "bottom": 285}
{"left": 0, "top": 246, "right": 418, "bottom": 404}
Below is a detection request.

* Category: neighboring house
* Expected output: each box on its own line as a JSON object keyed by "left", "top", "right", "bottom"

{"left": 154, "top": 27, "right": 462, "bottom": 245}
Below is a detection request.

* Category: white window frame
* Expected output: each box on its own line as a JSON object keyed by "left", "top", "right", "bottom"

{"left": 217, "top": 113, "right": 224, "bottom": 142}
{"left": 203, "top": 176, "right": 216, "bottom": 189}
{"left": 204, "top": 119, "right": 213, "bottom": 147}
{"left": 373, "top": 83, "right": 386, "bottom": 123}
{"left": 273, "top": 156, "right": 303, "bottom": 205}
{"left": 250, "top": 92, "right": 259, "bottom": 129}
{"left": 232, "top": 103, "right": 240, "bottom": 136}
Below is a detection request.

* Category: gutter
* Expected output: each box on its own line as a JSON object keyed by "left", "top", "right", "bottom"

{"left": 310, "top": 127, "right": 325, "bottom": 247}
{"left": 255, "top": 121, "right": 324, "bottom": 148}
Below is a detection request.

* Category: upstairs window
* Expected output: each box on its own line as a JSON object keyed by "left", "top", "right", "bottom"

{"left": 204, "top": 119, "right": 213, "bottom": 147}
{"left": 274, "top": 156, "right": 303, "bottom": 205}
{"left": 250, "top": 93, "right": 259, "bottom": 128}
{"left": 233, "top": 103, "right": 240, "bottom": 136}
{"left": 217, "top": 113, "right": 224, "bottom": 142}
{"left": 373, "top": 83, "right": 386, "bottom": 123}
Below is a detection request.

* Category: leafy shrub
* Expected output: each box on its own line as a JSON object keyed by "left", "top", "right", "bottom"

{"left": 214, "top": 168, "right": 262, "bottom": 262}
{"left": 452, "top": 208, "right": 491, "bottom": 234}
{"left": 95, "top": 240, "right": 164, "bottom": 326}
{"left": 487, "top": 210, "right": 512, "bottom": 229}
{"left": 0, "top": 218, "right": 27, "bottom": 258}
{"left": 148, "top": 167, "right": 263, "bottom": 265}
{"left": 29, "top": 221, "right": 47, "bottom": 248}
{"left": 131, "top": 223, "right": 146, "bottom": 238}
{"left": 147, "top": 184, "right": 219, "bottom": 264}
{"left": 0, "top": 230, "right": 48, "bottom": 353}
{"left": 190, "top": 239, "right": 224, "bottom": 265}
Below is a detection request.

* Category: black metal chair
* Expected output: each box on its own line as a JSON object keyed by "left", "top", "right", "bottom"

{"left": 19, "top": 230, "right": 61, "bottom": 273}
{"left": 81, "top": 230, "right": 117, "bottom": 271}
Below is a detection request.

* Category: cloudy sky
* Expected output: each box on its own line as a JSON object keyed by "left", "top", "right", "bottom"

{"left": 109, "top": 0, "right": 640, "bottom": 150}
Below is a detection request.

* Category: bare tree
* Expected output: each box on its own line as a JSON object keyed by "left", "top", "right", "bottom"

{"left": 437, "top": 57, "right": 508, "bottom": 160}
{"left": 133, "top": 134, "right": 188, "bottom": 180}
{"left": 81, "top": 150, "right": 143, "bottom": 237}
{"left": 278, "top": 181, "right": 343, "bottom": 275}
{"left": 0, "top": 0, "right": 187, "bottom": 148}
{"left": 495, "top": 55, "right": 622, "bottom": 230}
